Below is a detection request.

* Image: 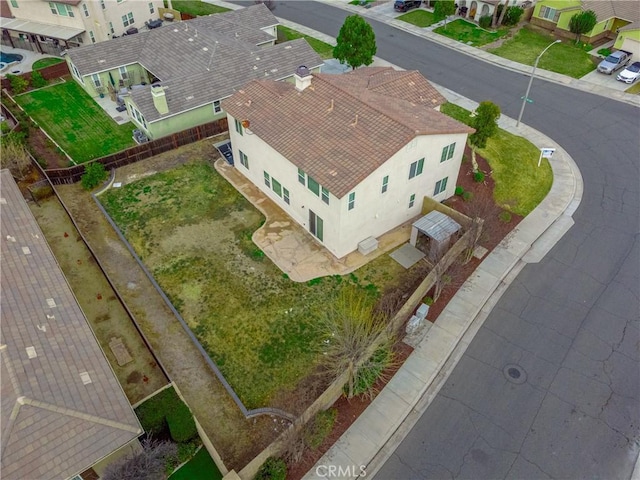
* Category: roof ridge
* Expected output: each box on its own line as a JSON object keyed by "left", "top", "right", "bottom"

{"left": 0, "top": 400, "right": 21, "bottom": 460}
{"left": 21, "top": 398, "right": 142, "bottom": 434}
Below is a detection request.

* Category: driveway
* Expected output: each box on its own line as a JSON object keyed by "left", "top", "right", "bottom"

{"left": 581, "top": 69, "right": 635, "bottom": 92}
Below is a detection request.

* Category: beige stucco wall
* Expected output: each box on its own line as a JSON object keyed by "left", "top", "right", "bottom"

{"left": 227, "top": 114, "right": 468, "bottom": 259}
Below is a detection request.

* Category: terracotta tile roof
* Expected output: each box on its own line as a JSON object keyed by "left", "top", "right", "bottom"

{"left": 0, "top": 170, "right": 142, "bottom": 480}
{"left": 223, "top": 68, "right": 473, "bottom": 199}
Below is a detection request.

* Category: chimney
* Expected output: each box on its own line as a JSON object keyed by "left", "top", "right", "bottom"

{"left": 150, "top": 83, "right": 169, "bottom": 115}
{"left": 294, "top": 65, "right": 312, "bottom": 92}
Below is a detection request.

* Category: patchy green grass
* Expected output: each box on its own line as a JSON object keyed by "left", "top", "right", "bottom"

{"left": 397, "top": 10, "right": 437, "bottom": 28}
{"left": 488, "top": 27, "right": 595, "bottom": 78}
{"left": 434, "top": 19, "right": 508, "bottom": 47}
{"left": 169, "top": 448, "right": 222, "bottom": 480}
{"left": 349, "top": 0, "right": 373, "bottom": 4}
{"left": 277, "top": 25, "right": 335, "bottom": 59}
{"left": 101, "top": 161, "right": 404, "bottom": 408}
{"left": 626, "top": 81, "right": 640, "bottom": 94}
{"left": 169, "top": 0, "right": 230, "bottom": 16}
{"left": 441, "top": 103, "right": 552, "bottom": 216}
{"left": 31, "top": 57, "right": 64, "bottom": 70}
{"left": 15, "top": 80, "right": 134, "bottom": 162}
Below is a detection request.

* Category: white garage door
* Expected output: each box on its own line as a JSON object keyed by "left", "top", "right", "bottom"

{"left": 621, "top": 37, "right": 640, "bottom": 59}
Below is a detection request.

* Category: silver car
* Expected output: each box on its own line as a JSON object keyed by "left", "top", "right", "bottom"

{"left": 617, "top": 61, "right": 640, "bottom": 84}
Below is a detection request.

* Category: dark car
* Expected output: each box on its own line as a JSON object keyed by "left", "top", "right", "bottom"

{"left": 394, "top": 0, "right": 421, "bottom": 12}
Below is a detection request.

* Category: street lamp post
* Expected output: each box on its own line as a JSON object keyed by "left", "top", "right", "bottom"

{"left": 516, "top": 39, "right": 561, "bottom": 127}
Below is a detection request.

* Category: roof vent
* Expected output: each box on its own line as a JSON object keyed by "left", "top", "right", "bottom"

{"left": 79, "top": 372, "right": 92, "bottom": 385}
{"left": 26, "top": 347, "right": 37, "bottom": 359}
{"left": 46, "top": 298, "right": 56, "bottom": 308}
{"left": 22, "top": 246, "right": 31, "bottom": 255}
{"left": 294, "top": 65, "right": 312, "bottom": 92}
{"left": 0, "top": 197, "right": 6, "bottom": 204}
{"left": 6, "top": 235, "right": 15, "bottom": 242}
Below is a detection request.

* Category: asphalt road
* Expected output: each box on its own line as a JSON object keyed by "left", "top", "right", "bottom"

{"left": 255, "top": 2, "right": 640, "bottom": 478}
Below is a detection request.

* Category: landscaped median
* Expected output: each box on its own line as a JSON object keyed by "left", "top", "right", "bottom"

{"left": 14, "top": 79, "right": 135, "bottom": 163}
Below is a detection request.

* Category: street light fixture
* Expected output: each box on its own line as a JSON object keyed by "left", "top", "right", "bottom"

{"left": 516, "top": 39, "right": 562, "bottom": 127}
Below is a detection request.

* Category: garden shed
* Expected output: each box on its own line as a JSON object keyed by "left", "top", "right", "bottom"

{"left": 410, "top": 210, "right": 461, "bottom": 257}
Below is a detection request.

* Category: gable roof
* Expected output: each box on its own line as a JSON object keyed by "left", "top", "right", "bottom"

{"left": 64, "top": 4, "right": 322, "bottom": 123}
{"left": 582, "top": 0, "right": 639, "bottom": 24}
{"left": 0, "top": 170, "right": 142, "bottom": 480}
{"left": 223, "top": 68, "right": 473, "bottom": 199}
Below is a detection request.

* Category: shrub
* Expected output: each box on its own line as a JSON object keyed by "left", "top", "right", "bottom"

{"left": 7, "top": 74, "right": 28, "bottom": 94}
{"left": 81, "top": 161, "right": 108, "bottom": 190}
{"left": 304, "top": 408, "right": 337, "bottom": 449}
{"left": 597, "top": 47, "right": 612, "bottom": 57}
{"left": 478, "top": 15, "right": 492, "bottom": 29}
{"left": 462, "top": 190, "right": 473, "bottom": 202}
{"left": 498, "top": 210, "right": 512, "bottom": 223}
{"left": 254, "top": 457, "right": 287, "bottom": 480}
{"left": 30, "top": 71, "right": 48, "bottom": 89}
{"left": 502, "top": 6, "right": 524, "bottom": 26}
{"left": 473, "top": 171, "right": 485, "bottom": 183}
{"left": 166, "top": 401, "right": 198, "bottom": 443}
{"left": 455, "top": 185, "right": 464, "bottom": 196}
{"left": 423, "top": 296, "right": 434, "bottom": 306}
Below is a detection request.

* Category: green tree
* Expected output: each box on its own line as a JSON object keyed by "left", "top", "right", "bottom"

{"left": 30, "top": 71, "right": 48, "bottom": 89}
{"left": 333, "top": 15, "right": 377, "bottom": 69}
{"left": 81, "top": 161, "right": 108, "bottom": 190}
{"left": 434, "top": 0, "right": 456, "bottom": 29}
{"left": 468, "top": 101, "right": 501, "bottom": 172}
{"left": 569, "top": 10, "right": 597, "bottom": 44}
{"left": 7, "top": 74, "right": 28, "bottom": 94}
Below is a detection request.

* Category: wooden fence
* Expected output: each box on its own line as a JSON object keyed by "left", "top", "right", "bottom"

{"left": 45, "top": 118, "right": 229, "bottom": 184}
{"left": 1, "top": 61, "right": 70, "bottom": 90}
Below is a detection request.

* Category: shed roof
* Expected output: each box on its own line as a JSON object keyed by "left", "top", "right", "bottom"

{"left": 0, "top": 170, "right": 142, "bottom": 480}
{"left": 413, "top": 210, "right": 461, "bottom": 243}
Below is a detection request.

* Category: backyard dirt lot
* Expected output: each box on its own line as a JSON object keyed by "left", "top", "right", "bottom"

{"left": 54, "top": 140, "right": 282, "bottom": 470}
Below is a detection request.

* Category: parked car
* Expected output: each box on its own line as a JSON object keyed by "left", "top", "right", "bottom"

{"left": 616, "top": 61, "right": 640, "bottom": 84}
{"left": 597, "top": 50, "right": 632, "bottom": 75}
{"left": 394, "top": 0, "right": 421, "bottom": 12}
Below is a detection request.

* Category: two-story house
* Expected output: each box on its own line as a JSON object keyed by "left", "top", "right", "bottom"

{"left": 0, "top": 0, "right": 164, "bottom": 54}
{"left": 223, "top": 67, "right": 475, "bottom": 259}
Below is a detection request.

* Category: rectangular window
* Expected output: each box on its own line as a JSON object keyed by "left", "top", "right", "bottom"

{"left": 348, "top": 192, "right": 355, "bottom": 211}
{"left": 307, "top": 176, "right": 320, "bottom": 196}
{"left": 434, "top": 177, "right": 448, "bottom": 195}
{"left": 234, "top": 118, "right": 243, "bottom": 136}
{"left": 297, "top": 168, "right": 305, "bottom": 185}
{"left": 540, "top": 6, "right": 558, "bottom": 21}
{"left": 119, "top": 66, "right": 128, "bottom": 80}
{"left": 283, "top": 187, "right": 290, "bottom": 205}
{"left": 239, "top": 150, "right": 248, "bottom": 169}
{"left": 409, "top": 193, "right": 416, "bottom": 208}
{"left": 67, "top": 4, "right": 74, "bottom": 16}
{"left": 441, "top": 143, "right": 455, "bottom": 162}
{"left": 89, "top": 31, "right": 95, "bottom": 43}
{"left": 10, "top": 0, "right": 17, "bottom": 7}
{"left": 272, "top": 178, "right": 282, "bottom": 197}
{"left": 122, "top": 12, "right": 134, "bottom": 27}
{"left": 213, "top": 100, "right": 221, "bottom": 114}
{"left": 381, "top": 175, "right": 389, "bottom": 193}
{"left": 101, "top": 0, "right": 106, "bottom": 9}
{"left": 109, "top": 22, "right": 114, "bottom": 34}
{"left": 148, "top": 2, "right": 154, "bottom": 13}
{"left": 82, "top": 3, "right": 89, "bottom": 16}
{"left": 70, "top": 62, "right": 80, "bottom": 79}
{"left": 51, "top": 2, "right": 73, "bottom": 16}
{"left": 264, "top": 171, "right": 271, "bottom": 188}
{"left": 409, "top": 158, "right": 424, "bottom": 179}
{"left": 321, "top": 187, "right": 329, "bottom": 205}
{"left": 91, "top": 74, "right": 101, "bottom": 88}
{"left": 309, "top": 210, "right": 323, "bottom": 242}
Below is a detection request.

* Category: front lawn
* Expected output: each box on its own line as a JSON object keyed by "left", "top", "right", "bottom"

{"left": 277, "top": 25, "right": 335, "bottom": 59}
{"left": 441, "top": 103, "right": 552, "bottom": 216}
{"left": 169, "top": 448, "right": 222, "bottom": 480}
{"left": 169, "top": 0, "right": 230, "bottom": 16}
{"left": 31, "top": 57, "right": 64, "bottom": 70}
{"left": 434, "top": 19, "right": 508, "bottom": 47}
{"left": 488, "top": 27, "right": 595, "bottom": 78}
{"left": 397, "top": 10, "right": 437, "bottom": 28}
{"left": 101, "top": 160, "right": 404, "bottom": 408}
{"left": 15, "top": 80, "right": 135, "bottom": 163}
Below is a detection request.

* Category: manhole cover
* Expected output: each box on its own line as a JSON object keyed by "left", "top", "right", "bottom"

{"left": 503, "top": 364, "right": 527, "bottom": 384}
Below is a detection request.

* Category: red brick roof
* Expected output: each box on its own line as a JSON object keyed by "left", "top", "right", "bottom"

{"left": 223, "top": 68, "right": 473, "bottom": 199}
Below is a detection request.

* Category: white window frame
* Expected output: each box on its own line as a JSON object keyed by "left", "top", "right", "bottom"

{"left": 283, "top": 187, "right": 290, "bottom": 205}
{"left": 82, "top": 3, "right": 89, "bottom": 17}
{"left": 89, "top": 30, "right": 95, "bottom": 43}
{"left": 321, "top": 187, "right": 329, "bottom": 205}
{"left": 109, "top": 22, "right": 114, "bottom": 34}
{"left": 91, "top": 74, "right": 101, "bottom": 88}
{"left": 100, "top": 0, "right": 106, "bottom": 9}
{"left": 264, "top": 171, "right": 271, "bottom": 188}
{"left": 9, "top": 0, "right": 18, "bottom": 8}
{"left": 119, "top": 66, "right": 129, "bottom": 80}
{"left": 441, "top": 143, "right": 455, "bottom": 162}
{"left": 434, "top": 177, "right": 448, "bottom": 195}
{"left": 122, "top": 12, "right": 134, "bottom": 27}
{"left": 149, "top": 2, "right": 155, "bottom": 13}
{"left": 409, "top": 158, "right": 424, "bottom": 179}
{"left": 381, "top": 175, "right": 389, "bottom": 194}
{"left": 213, "top": 100, "right": 222, "bottom": 114}
{"left": 239, "top": 150, "right": 248, "bottom": 169}
{"left": 409, "top": 193, "right": 416, "bottom": 209}
{"left": 348, "top": 192, "right": 355, "bottom": 211}
{"left": 234, "top": 118, "right": 243, "bottom": 136}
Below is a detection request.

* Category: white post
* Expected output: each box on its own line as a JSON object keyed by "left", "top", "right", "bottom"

{"left": 516, "top": 40, "right": 561, "bottom": 128}
{"left": 538, "top": 149, "right": 543, "bottom": 167}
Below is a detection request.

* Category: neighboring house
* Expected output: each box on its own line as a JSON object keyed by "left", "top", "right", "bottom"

{"left": 455, "top": 0, "right": 533, "bottom": 23}
{"left": 0, "top": 0, "right": 164, "bottom": 54}
{"left": 531, "top": 0, "right": 640, "bottom": 52}
{"left": 64, "top": 4, "right": 323, "bottom": 141}
{"left": 223, "top": 67, "right": 475, "bottom": 259}
{"left": 0, "top": 169, "right": 143, "bottom": 480}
